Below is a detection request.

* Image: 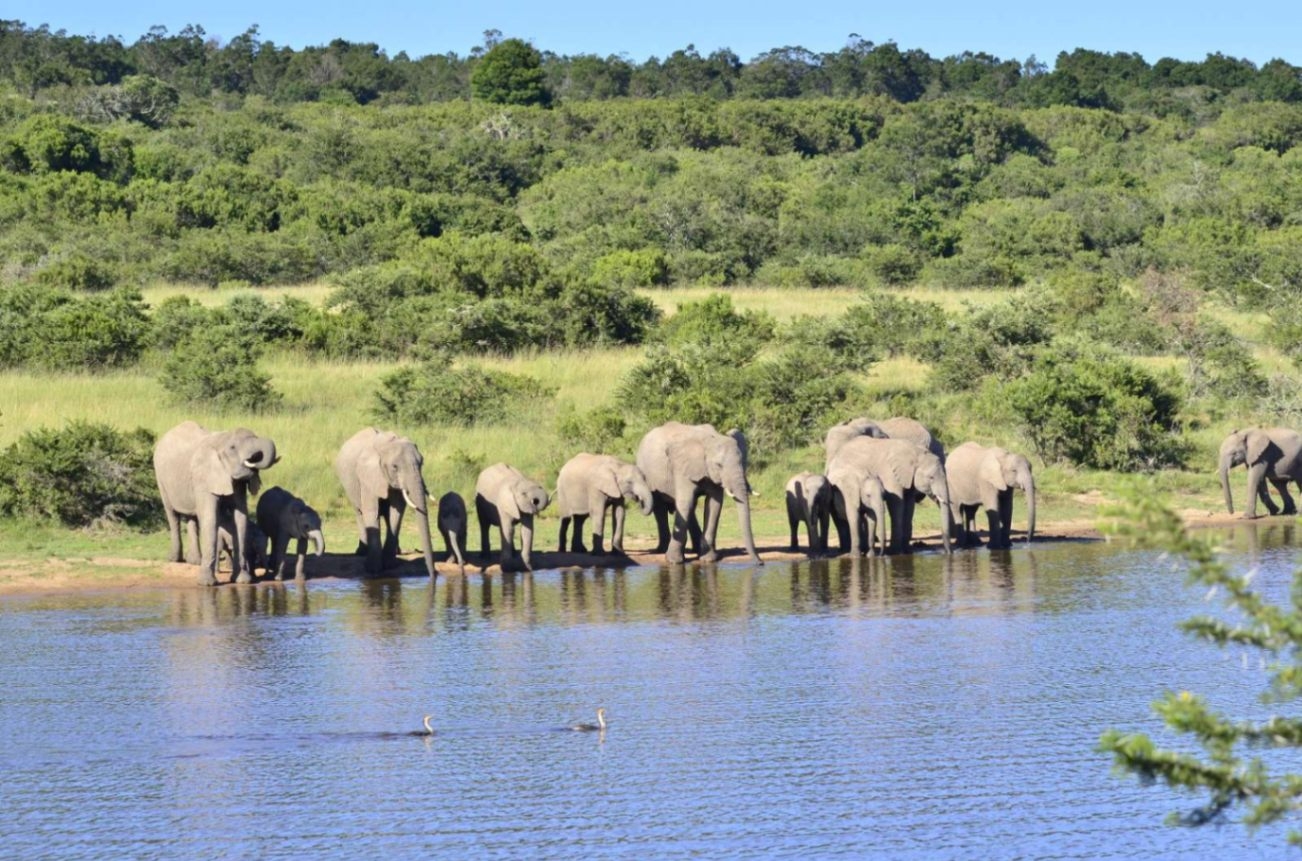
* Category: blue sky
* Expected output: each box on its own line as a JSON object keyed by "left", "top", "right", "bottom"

{"left": 11, "top": 0, "right": 1302, "bottom": 67}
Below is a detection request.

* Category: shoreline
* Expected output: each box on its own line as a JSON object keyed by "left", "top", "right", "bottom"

{"left": 0, "top": 510, "right": 1279, "bottom": 597}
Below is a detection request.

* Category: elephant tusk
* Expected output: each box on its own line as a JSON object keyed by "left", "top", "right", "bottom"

{"left": 403, "top": 488, "right": 424, "bottom": 511}
{"left": 243, "top": 459, "right": 261, "bottom": 469}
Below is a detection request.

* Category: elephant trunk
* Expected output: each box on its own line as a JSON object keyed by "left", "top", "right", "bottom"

{"left": 736, "top": 496, "right": 761, "bottom": 564}
{"left": 1022, "top": 475, "right": 1036, "bottom": 544}
{"left": 414, "top": 508, "right": 435, "bottom": 579}
{"left": 308, "top": 529, "right": 325, "bottom": 557}
{"left": 241, "top": 438, "right": 278, "bottom": 472}
{"left": 1219, "top": 454, "right": 1236, "bottom": 514}
{"left": 936, "top": 485, "right": 953, "bottom": 555}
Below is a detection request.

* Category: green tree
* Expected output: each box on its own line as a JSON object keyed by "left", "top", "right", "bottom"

{"left": 1100, "top": 494, "right": 1302, "bottom": 842}
{"left": 471, "top": 38, "right": 550, "bottom": 106}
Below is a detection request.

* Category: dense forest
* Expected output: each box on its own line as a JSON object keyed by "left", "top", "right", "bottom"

{"left": 3, "top": 19, "right": 1302, "bottom": 527}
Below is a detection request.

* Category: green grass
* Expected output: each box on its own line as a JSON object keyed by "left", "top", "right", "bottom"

{"left": 0, "top": 283, "right": 1272, "bottom": 574}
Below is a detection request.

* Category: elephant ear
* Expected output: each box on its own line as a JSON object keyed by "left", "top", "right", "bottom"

{"left": 1247, "top": 431, "right": 1271, "bottom": 465}
{"left": 595, "top": 467, "right": 621, "bottom": 500}
{"left": 667, "top": 438, "right": 708, "bottom": 484}
{"left": 358, "top": 447, "right": 389, "bottom": 500}
{"left": 884, "top": 456, "right": 915, "bottom": 494}
{"left": 980, "top": 453, "right": 1010, "bottom": 492}
{"left": 194, "top": 447, "right": 235, "bottom": 497}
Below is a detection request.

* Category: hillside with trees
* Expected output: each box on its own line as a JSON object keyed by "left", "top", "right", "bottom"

{"left": 1, "top": 20, "right": 1301, "bottom": 531}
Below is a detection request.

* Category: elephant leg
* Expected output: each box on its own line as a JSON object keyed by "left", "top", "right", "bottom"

{"left": 686, "top": 498, "right": 704, "bottom": 556}
{"left": 787, "top": 500, "right": 801, "bottom": 551}
{"left": 590, "top": 490, "right": 609, "bottom": 555}
{"left": 667, "top": 491, "right": 694, "bottom": 565}
{"left": 558, "top": 517, "right": 570, "bottom": 553}
{"left": 1246, "top": 462, "right": 1270, "bottom": 518}
{"left": 1257, "top": 481, "right": 1282, "bottom": 516}
{"left": 817, "top": 508, "right": 830, "bottom": 555}
{"left": 651, "top": 495, "right": 671, "bottom": 553}
{"left": 520, "top": 514, "right": 534, "bottom": 570}
{"left": 984, "top": 509, "right": 1005, "bottom": 550}
{"left": 163, "top": 507, "right": 184, "bottom": 563}
{"left": 196, "top": 499, "right": 220, "bottom": 586}
{"left": 361, "top": 497, "right": 383, "bottom": 576}
{"left": 500, "top": 518, "right": 517, "bottom": 569}
{"left": 294, "top": 537, "right": 307, "bottom": 580}
{"left": 848, "top": 505, "right": 863, "bottom": 557}
{"left": 230, "top": 503, "right": 252, "bottom": 584}
{"left": 609, "top": 502, "right": 626, "bottom": 554}
{"left": 997, "top": 491, "right": 1015, "bottom": 548}
{"left": 353, "top": 511, "right": 369, "bottom": 556}
{"left": 700, "top": 489, "right": 723, "bottom": 563}
{"left": 1272, "top": 478, "right": 1296, "bottom": 515}
{"left": 272, "top": 534, "right": 291, "bottom": 580}
{"left": 383, "top": 498, "right": 405, "bottom": 568}
{"left": 184, "top": 518, "right": 201, "bottom": 565}
{"left": 571, "top": 514, "right": 589, "bottom": 554}
{"left": 476, "top": 498, "right": 493, "bottom": 561}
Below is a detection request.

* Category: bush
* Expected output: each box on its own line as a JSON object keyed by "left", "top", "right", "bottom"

{"left": 373, "top": 358, "right": 556, "bottom": 426}
{"left": 555, "top": 405, "right": 628, "bottom": 454}
{"left": 28, "top": 287, "right": 151, "bottom": 371}
{"left": 1004, "top": 342, "right": 1187, "bottom": 470}
{"left": 655, "top": 293, "right": 775, "bottom": 363}
{"left": 160, "top": 325, "right": 282, "bottom": 411}
{"left": 0, "top": 421, "right": 161, "bottom": 527}
{"left": 591, "top": 248, "right": 670, "bottom": 288}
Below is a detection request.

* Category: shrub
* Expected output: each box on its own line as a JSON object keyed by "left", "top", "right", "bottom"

{"left": 373, "top": 358, "right": 556, "bottom": 426}
{"left": 591, "top": 248, "right": 670, "bottom": 288}
{"left": 160, "top": 325, "right": 282, "bottom": 411}
{"left": 0, "top": 421, "right": 161, "bottom": 527}
{"left": 555, "top": 405, "right": 629, "bottom": 454}
{"left": 654, "top": 293, "right": 775, "bottom": 363}
{"left": 28, "top": 287, "right": 150, "bottom": 371}
{"left": 1005, "top": 342, "right": 1187, "bottom": 471}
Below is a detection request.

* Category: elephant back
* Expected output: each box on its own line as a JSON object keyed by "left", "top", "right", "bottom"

{"left": 153, "top": 421, "right": 217, "bottom": 514}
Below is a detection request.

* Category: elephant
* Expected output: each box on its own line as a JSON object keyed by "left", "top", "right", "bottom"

{"left": 784, "top": 472, "right": 832, "bottom": 554}
{"left": 826, "top": 467, "right": 886, "bottom": 557}
{"left": 555, "top": 453, "right": 654, "bottom": 554}
{"left": 255, "top": 486, "right": 325, "bottom": 581}
{"left": 335, "top": 428, "right": 436, "bottom": 579}
{"left": 475, "top": 463, "right": 550, "bottom": 571}
{"left": 1218, "top": 427, "right": 1302, "bottom": 518}
{"left": 824, "top": 416, "right": 944, "bottom": 466}
{"left": 153, "top": 421, "right": 279, "bottom": 586}
{"left": 827, "top": 436, "right": 953, "bottom": 555}
{"left": 945, "top": 442, "right": 1036, "bottom": 549}
{"left": 636, "top": 422, "right": 761, "bottom": 565}
{"left": 437, "top": 491, "right": 468, "bottom": 570}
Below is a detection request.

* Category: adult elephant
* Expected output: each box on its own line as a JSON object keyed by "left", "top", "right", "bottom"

{"left": 636, "top": 422, "right": 761, "bottom": 565}
{"left": 335, "top": 428, "right": 436, "bottom": 579}
{"left": 154, "top": 421, "right": 278, "bottom": 586}
{"left": 555, "top": 453, "right": 654, "bottom": 554}
{"left": 1218, "top": 427, "right": 1302, "bottom": 518}
{"left": 827, "top": 436, "right": 953, "bottom": 555}
{"left": 824, "top": 416, "right": 944, "bottom": 466}
{"left": 825, "top": 467, "right": 886, "bottom": 557}
{"left": 945, "top": 442, "right": 1036, "bottom": 549}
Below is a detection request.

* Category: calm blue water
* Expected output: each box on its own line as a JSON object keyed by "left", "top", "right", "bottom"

{"left": 2, "top": 525, "right": 1299, "bottom": 859}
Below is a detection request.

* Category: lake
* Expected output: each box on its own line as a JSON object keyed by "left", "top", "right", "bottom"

{"left": 2, "top": 525, "right": 1299, "bottom": 859}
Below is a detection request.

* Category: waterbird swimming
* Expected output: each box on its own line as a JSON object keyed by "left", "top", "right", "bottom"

{"left": 570, "top": 708, "right": 607, "bottom": 732}
{"left": 409, "top": 714, "right": 435, "bottom": 736}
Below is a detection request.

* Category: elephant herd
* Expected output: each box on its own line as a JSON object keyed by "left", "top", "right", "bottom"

{"left": 151, "top": 416, "right": 1298, "bottom": 587}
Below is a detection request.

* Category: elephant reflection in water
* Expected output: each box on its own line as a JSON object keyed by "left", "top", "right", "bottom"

{"left": 656, "top": 565, "right": 722, "bottom": 620}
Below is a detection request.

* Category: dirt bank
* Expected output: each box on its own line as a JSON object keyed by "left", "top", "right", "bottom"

{"left": 0, "top": 510, "right": 1278, "bottom": 597}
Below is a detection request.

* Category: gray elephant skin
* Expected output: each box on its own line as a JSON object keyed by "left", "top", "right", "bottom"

{"left": 826, "top": 467, "right": 886, "bottom": 556}
{"left": 256, "top": 486, "right": 325, "bottom": 581}
{"left": 218, "top": 505, "right": 267, "bottom": 575}
{"left": 1219, "top": 427, "right": 1302, "bottom": 517}
{"left": 784, "top": 471, "right": 831, "bottom": 554}
{"left": 437, "top": 491, "right": 468, "bottom": 570}
{"left": 824, "top": 416, "right": 945, "bottom": 466}
{"left": 945, "top": 442, "right": 1036, "bottom": 549}
{"left": 827, "top": 436, "right": 953, "bottom": 555}
{"left": 556, "top": 453, "right": 654, "bottom": 554}
{"left": 335, "top": 428, "right": 436, "bottom": 579}
{"left": 154, "top": 421, "right": 278, "bottom": 586}
{"left": 636, "top": 422, "right": 761, "bottom": 565}
{"left": 476, "top": 463, "right": 550, "bottom": 570}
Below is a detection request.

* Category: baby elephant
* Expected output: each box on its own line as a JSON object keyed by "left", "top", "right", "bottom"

{"left": 475, "top": 463, "right": 550, "bottom": 571}
{"left": 556, "top": 453, "right": 654, "bottom": 555}
{"left": 437, "top": 491, "right": 468, "bottom": 570}
{"left": 785, "top": 472, "right": 832, "bottom": 555}
{"left": 256, "top": 486, "right": 325, "bottom": 581}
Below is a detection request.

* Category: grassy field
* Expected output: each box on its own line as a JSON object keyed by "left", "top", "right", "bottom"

{"left": 0, "top": 283, "right": 1254, "bottom": 573}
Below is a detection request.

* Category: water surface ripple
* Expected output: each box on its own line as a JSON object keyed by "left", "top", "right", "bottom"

{"left": 2, "top": 524, "right": 1299, "bottom": 859}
